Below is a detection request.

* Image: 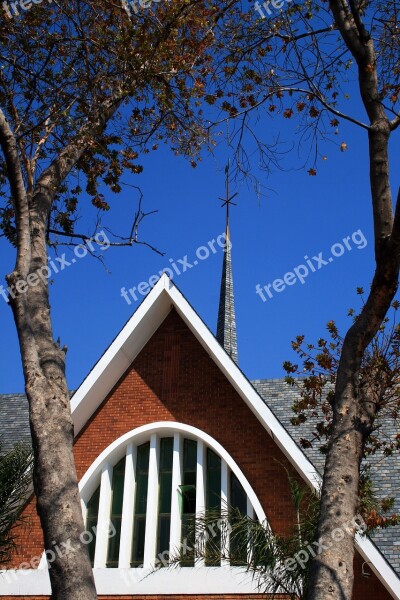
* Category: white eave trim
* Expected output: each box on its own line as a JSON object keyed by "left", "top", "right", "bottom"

{"left": 0, "top": 566, "right": 260, "bottom": 595}
{"left": 68, "top": 274, "right": 400, "bottom": 600}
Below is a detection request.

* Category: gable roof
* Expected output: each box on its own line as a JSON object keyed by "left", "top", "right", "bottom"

{"left": 1, "top": 274, "right": 399, "bottom": 599}
{"left": 70, "top": 275, "right": 319, "bottom": 485}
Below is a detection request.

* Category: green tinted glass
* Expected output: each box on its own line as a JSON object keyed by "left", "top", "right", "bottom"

{"left": 206, "top": 449, "right": 221, "bottom": 510}
{"left": 86, "top": 485, "right": 100, "bottom": 566}
{"left": 132, "top": 517, "right": 146, "bottom": 566}
{"left": 107, "top": 457, "right": 126, "bottom": 567}
{"left": 137, "top": 442, "right": 150, "bottom": 471}
{"left": 180, "top": 439, "right": 197, "bottom": 566}
{"left": 183, "top": 438, "right": 197, "bottom": 471}
{"left": 230, "top": 472, "right": 247, "bottom": 514}
{"left": 131, "top": 442, "right": 150, "bottom": 567}
{"left": 135, "top": 472, "right": 149, "bottom": 513}
{"left": 159, "top": 471, "right": 172, "bottom": 514}
{"left": 181, "top": 514, "right": 195, "bottom": 566}
{"left": 159, "top": 437, "right": 173, "bottom": 470}
{"left": 205, "top": 449, "right": 221, "bottom": 565}
{"left": 230, "top": 472, "right": 247, "bottom": 565}
{"left": 157, "top": 516, "right": 171, "bottom": 563}
{"left": 156, "top": 438, "right": 173, "bottom": 559}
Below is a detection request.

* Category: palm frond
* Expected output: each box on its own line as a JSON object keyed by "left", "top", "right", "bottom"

{"left": 0, "top": 442, "right": 33, "bottom": 565}
{"left": 169, "top": 467, "right": 321, "bottom": 600}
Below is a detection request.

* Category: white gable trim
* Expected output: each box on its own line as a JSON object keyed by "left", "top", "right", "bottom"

{"left": 68, "top": 274, "right": 399, "bottom": 600}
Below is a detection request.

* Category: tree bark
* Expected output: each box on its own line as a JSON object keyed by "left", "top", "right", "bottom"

{"left": 0, "top": 93, "right": 123, "bottom": 599}
{"left": 306, "top": 234, "right": 400, "bottom": 598}
{"left": 11, "top": 284, "right": 98, "bottom": 600}
{"left": 306, "top": 3, "right": 400, "bottom": 598}
{"left": 306, "top": 247, "right": 400, "bottom": 599}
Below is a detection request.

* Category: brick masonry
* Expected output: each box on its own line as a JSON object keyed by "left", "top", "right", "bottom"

{"left": 1, "top": 309, "right": 393, "bottom": 599}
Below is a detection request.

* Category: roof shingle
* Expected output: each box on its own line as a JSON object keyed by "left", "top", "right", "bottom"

{"left": 252, "top": 378, "right": 400, "bottom": 577}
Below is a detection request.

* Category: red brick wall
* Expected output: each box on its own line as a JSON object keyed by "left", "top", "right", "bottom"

{"left": 2, "top": 309, "right": 394, "bottom": 600}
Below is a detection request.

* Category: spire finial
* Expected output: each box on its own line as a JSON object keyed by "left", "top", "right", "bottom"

{"left": 219, "top": 159, "right": 237, "bottom": 236}
{"left": 216, "top": 161, "right": 238, "bottom": 364}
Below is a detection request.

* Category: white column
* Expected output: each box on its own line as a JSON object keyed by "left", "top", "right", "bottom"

{"left": 169, "top": 432, "right": 182, "bottom": 557}
{"left": 195, "top": 440, "right": 206, "bottom": 566}
{"left": 196, "top": 440, "right": 206, "bottom": 514}
{"left": 94, "top": 462, "right": 113, "bottom": 568}
{"left": 247, "top": 496, "right": 254, "bottom": 519}
{"left": 119, "top": 443, "right": 137, "bottom": 568}
{"left": 81, "top": 498, "right": 88, "bottom": 527}
{"left": 143, "top": 433, "right": 159, "bottom": 568}
{"left": 220, "top": 459, "right": 229, "bottom": 565}
{"left": 247, "top": 496, "right": 254, "bottom": 562}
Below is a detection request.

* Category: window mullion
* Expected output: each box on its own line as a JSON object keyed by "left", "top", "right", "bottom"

{"left": 119, "top": 443, "right": 136, "bottom": 568}
{"left": 143, "top": 433, "right": 159, "bottom": 568}
{"left": 221, "top": 460, "right": 229, "bottom": 566}
{"left": 81, "top": 498, "right": 88, "bottom": 528}
{"left": 94, "top": 462, "right": 113, "bottom": 568}
{"left": 195, "top": 440, "right": 206, "bottom": 567}
{"left": 246, "top": 497, "right": 254, "bottom": 519}
{"left": 246, "top": 496, "right": 254, "bottom": 563}
{"left": 169, "top": 432, "right": 182, "bottom": 557}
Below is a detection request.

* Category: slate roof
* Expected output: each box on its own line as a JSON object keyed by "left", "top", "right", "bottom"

{"left": 1, "top": 379, "right": 399, "bottom": 576}
{"left": 252, "top": 378, "right": 400, "bottom": 578}
{"left": 0, "top": 393, "right": 31, "bottom": 453}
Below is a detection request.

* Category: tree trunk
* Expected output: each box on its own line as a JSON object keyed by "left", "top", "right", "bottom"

{"left": 305, "top": 5, "right": 400, "bottom": 594}
{"left": 306, "top": 349, "right": 376, "bottom": 600}
{"left": 0, "top": 94, "right": 124, "bottom": 600}
{"left": 306, "top": 130, "right": 400, "bottom": 600}
{"left": 8, "top": 221, "right": 98, "bottom": 599}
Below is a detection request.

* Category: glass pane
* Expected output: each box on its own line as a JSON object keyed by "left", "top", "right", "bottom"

{"left": 157, "top": 516, "right": 171, "bottom": 563}
{"left": 137, "top": 442, "right": 150, "bottom": 471}
{"left": 206, "top": 449, "right": 221, "bottom": 565}
{"left": 181, "top": 514, "right": 195, "bottom": 566}
{"left": 180, "top": 439, "right": 197, "bottom": 566}
{"left": 230, "top": 472, "right": 247, "bottom": 514}
{"left": 230, "top": 472, "right": 247, "bottom": 565}
{"left": 107, "top": 457, "right": 126, "bottom": 567}
{"left": 132, "top": 517, "right": 146, "bottom": 566}
{"left": 159, "top": 437, "right": 173, "bottom": 470}
{"left": 183, "top": 438, "right": 197, "bottom": 471}
{"left": 182, "top": 484, "right": 196, "bottom": 515}
{"left": 107, "top": 517, "right": 121, "bottom": 567}
{"left": 135, "top": 472, "right": 149, "bottom": 513}
{"left": 206, "top": 449, "right": 221, "bottom": 510}
{"left": 182, "top": 438, "right": 197, "bottom": 515}
{"left": 131, "top": 442, "right": 150, "bottom": 567}
{"left": 159, "top": 472, "right": 172, "bottom": 514}
{"left": 157, "top": 438, "right": 173, "bottom": 559}
{"left": 208, "top": 448, "right": 221, "bottom": 470}
{"left": 111, "top": 458, "right": 126, "bottom": 514}
{"left": 86, "top": 485, "right": 100, "bottom": 566}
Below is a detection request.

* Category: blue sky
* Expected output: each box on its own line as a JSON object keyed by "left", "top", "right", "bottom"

{"left": 0, "top": 103, "right": 397, "bottom": 393}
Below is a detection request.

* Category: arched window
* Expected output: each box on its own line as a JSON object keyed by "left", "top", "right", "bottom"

{"left": 79, "top": 423, "right": 266, "bottom": 570}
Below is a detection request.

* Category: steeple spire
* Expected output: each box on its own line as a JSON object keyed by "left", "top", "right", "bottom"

{"left": 216, "top": 161, "right": 238, "bottom": 364}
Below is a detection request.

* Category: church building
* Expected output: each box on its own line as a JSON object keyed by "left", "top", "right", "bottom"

{"left": 0, "top": 215, "right": 399, "bottom": 599}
